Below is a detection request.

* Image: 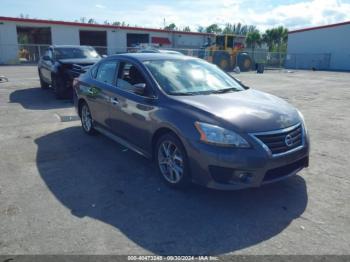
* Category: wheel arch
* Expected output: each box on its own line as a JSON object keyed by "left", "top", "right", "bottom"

{"left": 77, "top": 98, "right": 87, "bottom": 118}
{"left": 151, "top": 126, "right": 182, "bottom": 160}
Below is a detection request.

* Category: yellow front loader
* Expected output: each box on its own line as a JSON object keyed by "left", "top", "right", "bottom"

{"left": 200, "top": 34, "right": 253, "bottom": 71}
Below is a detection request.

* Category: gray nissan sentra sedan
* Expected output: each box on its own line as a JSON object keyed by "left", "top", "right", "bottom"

{"left": 73, "top": 53, "right": 309, "bottom": 190}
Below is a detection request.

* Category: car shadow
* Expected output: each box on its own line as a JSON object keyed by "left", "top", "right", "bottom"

{"left": 9, "top": 87, "right": 72, "bottom": 110}
{"left": 35, "top": 126, "right": 308, "bottom": 255}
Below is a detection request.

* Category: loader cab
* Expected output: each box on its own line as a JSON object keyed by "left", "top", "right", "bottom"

{"left": 215, "top": 35, "right": 240, "bottom": 50}
{"left": 216, "top": 35, "right": 225, "bottom": 49}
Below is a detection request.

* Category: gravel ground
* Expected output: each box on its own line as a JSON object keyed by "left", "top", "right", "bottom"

{"left": 0, "top": 66, "right": 349, "bottom": 255}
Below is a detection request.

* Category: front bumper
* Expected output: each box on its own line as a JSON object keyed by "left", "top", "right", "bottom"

{"left": 184, "top": 131, "right": 310, "bottom": 190}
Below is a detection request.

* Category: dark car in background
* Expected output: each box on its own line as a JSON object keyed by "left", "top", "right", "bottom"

{"left": 74, "top": 53, "right": 309, "bottom": 190}
{"left": 38, "top": 45, "right": 101, "bottom": 99}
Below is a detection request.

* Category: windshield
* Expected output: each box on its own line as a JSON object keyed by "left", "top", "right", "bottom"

{"left": 143, "top": 59, "right": 244, "bottom": 95}
{"left": 54, "top": 47, "right": 100, "bottom": 59}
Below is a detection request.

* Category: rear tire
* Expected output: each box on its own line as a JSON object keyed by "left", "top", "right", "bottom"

{"left": 80, "top": 102, "right": 96, "bottom": 135}
{"left": 155, "top": 133, "right": 191, "bottom": 189}
{"left": 237, "top": 53, "right": 253, "bottom": 72}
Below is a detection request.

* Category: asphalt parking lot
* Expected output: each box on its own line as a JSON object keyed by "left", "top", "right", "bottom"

{"left": 0, "top": 65, "right": 349, "bottom": 255}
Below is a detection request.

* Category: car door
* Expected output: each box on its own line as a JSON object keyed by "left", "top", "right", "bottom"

{"left": 108, "top": 60, "right": 157, "bottom": 151}
{"left": 85, "top": 60, "right": 119, "bottom": 128}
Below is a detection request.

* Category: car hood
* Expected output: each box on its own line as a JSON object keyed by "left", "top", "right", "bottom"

{"left": 58, "top": 58, "right": 100, "bottom": 65}
{"left": 173, "top": 89, "right": 300, "bottom": 133}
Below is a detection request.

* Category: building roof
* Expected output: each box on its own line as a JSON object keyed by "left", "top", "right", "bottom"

{"left": 0, "top": 16, "right": 213, "bottom": 36}
{"left": 289, "top": 20, "right": 350, "bottom": 34}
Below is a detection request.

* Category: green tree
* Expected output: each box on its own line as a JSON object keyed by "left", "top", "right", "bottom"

{"left": 183, "top": 26, "right": 191, "bottom": 32}
{"left": 275, "top": 26, "right": 288, "bottom": 52}
{"left": 87, "top": 18, "right": 96, "bottom": 24}
{"left": 19, "top": 13, "right": 29, "bottom": 19}
{"left": 205, "top": 24, "right": 222, "bottom": 34}
{"left": 262, "top": 29, "right": 274, "bottom": 51}
{"left": 197, "top": 26, "right": 205, "bottom": 33}
{"left": 246, "top": 30, "right": 262, "bottom": 60}
{"left": 262, "top": 26, "right": 288, "bottom": 52}
{"left": 222, "top": 23, "right": 257, "bottom": 35}
{"left": 164, "top": 23, "right": 177, "bottom": 31}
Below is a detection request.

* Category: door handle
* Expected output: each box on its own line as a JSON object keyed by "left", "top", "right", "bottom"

{"left": 111, "top": 97, "right": 119, "bottom": 105}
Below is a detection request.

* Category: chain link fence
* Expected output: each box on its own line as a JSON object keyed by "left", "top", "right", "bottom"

{"left": 285, "top": 53, "right": 331, "bottom": 70}
{"left": 1, "top": 44, "right": 292, "bottom": 71}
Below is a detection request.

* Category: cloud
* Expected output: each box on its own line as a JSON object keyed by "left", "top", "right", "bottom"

{"left": 249, "top": 0, "right": 350, "bottom": 30}
{"left": 89, "top": 0, "right": 350, "bottom": 31}
{"left": 95, "top": 4, "right": 106, "bottom": 9}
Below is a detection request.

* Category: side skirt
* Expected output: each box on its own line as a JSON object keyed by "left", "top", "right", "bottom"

{"left": 94, "top": 126, "right": 152, "bottom": 159}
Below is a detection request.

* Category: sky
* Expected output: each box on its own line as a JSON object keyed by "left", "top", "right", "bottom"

{"left": 1, "top": 0, "right": 350, "bottom": 31}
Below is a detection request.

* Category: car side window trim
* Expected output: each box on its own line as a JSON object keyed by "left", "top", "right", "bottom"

{"left": 90, "top": 62, "right": 100, "bottom": 79}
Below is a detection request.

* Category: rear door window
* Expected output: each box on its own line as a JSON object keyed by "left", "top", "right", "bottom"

{"left": 95, "top": 61, "right": 118, "bottom": 85}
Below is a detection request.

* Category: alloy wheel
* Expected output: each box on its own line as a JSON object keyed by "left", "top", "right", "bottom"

{"left": 158, "top": 140, "right": 184, "bottom": 184}
{"left": 81, "top": 104, "right": 92, "bottom": 132}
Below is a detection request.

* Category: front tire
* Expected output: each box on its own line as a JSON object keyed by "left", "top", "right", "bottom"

{"left": 52, "top": 75, "right": 69, "bottom": 99}
{"left": 38, "top": 70, "right": 49, "bottom": 89}
{"left": 156, "top": 133, "right": 191, "bottom": 189}
{"left": 80, "top": 102, "right": 96, "bottom": 135}
{"left": 213, "top": 51, "right": 231, "bottom": 71}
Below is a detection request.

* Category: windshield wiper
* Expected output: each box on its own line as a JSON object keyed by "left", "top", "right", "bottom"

{"left": 169, "top": 92, "right": 198, "bottom": 96}
{"left": 210, "top": 87, "right": 240, "bottom": 94}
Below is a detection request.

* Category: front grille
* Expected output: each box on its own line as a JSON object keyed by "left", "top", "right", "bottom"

{"left": 70, "top": 64, "right": 93, "bottom": 76}
{"left": 263, "top": 157, "right": 308, "bottom": 182}
{"left": 253, "top": 123, "right": 303, "bottom": 156}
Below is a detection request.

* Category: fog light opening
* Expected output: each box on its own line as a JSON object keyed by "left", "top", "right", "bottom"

{"left": 237, "top": 172, "right": 252, "bottom": 183}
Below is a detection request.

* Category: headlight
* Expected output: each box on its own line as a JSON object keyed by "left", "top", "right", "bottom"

{"left": 297, "top": 110, "right": 308, "bottom": 135}
{"left": 194, "top": 122, "right": 250, "bottom": 148}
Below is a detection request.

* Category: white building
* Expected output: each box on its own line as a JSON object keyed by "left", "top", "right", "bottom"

{"left": 286, "top": 21, "right": 350, "bottom": 71}
{"left": 0, "top": 16, "right": 212, "bottom": 64}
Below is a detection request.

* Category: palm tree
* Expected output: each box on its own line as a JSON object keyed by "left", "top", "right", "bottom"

{"left": 262, "top": 29, "right": 274, "bottom": 51}
{"left": 222, "top": 23, "right": 257, "bottom": 35}
{"left": 246, "top": 30, "right": 262, "bottom": 60}
{"left": 262, "top": 27, "right": 288, "bottom": 52}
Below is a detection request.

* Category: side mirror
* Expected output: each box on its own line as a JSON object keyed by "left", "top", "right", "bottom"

{"left": 133, "top": 83, "right": 146, "bottom": 95}
{"left": 42, "top": 55, "right": 50, "bottom": 61}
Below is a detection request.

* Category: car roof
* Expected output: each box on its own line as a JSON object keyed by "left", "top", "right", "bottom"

{"left": 107, "top": 53, "right": 196, "bottom": 62}
{"left": 51, "top": 45, "right": 93, "bottom": 49}
{"left": 158, "top": 50, "right": 182, "bottom": 54}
